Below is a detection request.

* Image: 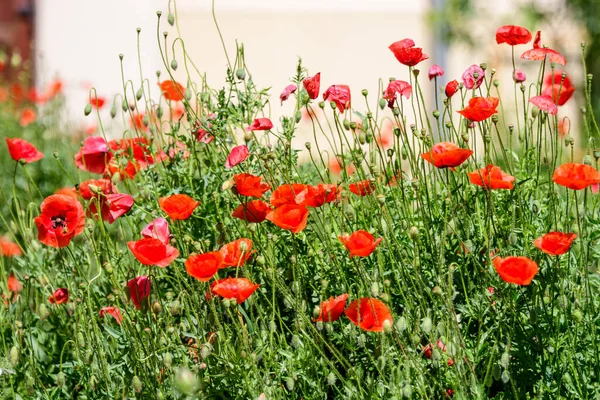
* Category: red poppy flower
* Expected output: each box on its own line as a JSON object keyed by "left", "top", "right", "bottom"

{"left": 533, "top": 232, "right": 577, "bottom": 256}
{"left": 219, "top": 238, "right": 253, "bottom": 268}
{"left": 159, "top": 194, "right": 199, "bottom": 220}
{"left": 7, "top": 274, "right": 22, "bottom": 294}
{"left": 389, "top": 38, "right": 429, "bottom": 67}
{"left": 246, "top": 118, "right": 273, "bottom": 131}
{"left": 302, "top": 184, "right": 339, "bottom": 207}
{"left": 45, "top": 79, "right": 64, "bottom": 99}
{"left": 105, "top": 193, "right": 134, "bottom": 224}
{"left": 428, "top": 65, "right": 444, "bottom": 80}
{"left": 423, "top": 339, "right": 447, "bottom": 359}
{"left": 232, "top": 200, "right": 271, "bottom": 223}
{"left": 468, "top": 165, "right": 515, "bottom": 190}
{"left": 349, "top": 180, "right": 376, "bottom": 196}
{"left": 108, "top": 137, "right": 165, "bottom": 168}
{"left": 457, "top": 97, "right": 499, "bottom": 122}
{"left": 130, "top": 112, "right": 147, "bottom": 130}
{"left": 54, "top": 187, "right": 78, "bottom": 200}
{"left": 493, "top": 256, "right": 539, "bottom": 285}
{"left": 75, "top": 136, "right": 112, "bottom": 174}
{"left": 185, "top": 252, "right": 222, "bottom": 282}
{"left": 270, "top": 184, "right": 309, "bottom": 207}
{"left": 141, "top": 217, "right": 171, "bottom": 244}
{"left": 90, "top": 96, "right": 105, "bottom": 109}
{"left": 495, "top": 25, "right": 532, "bottom": 46}
{"left": 280, "top": 84, "right": 297, "bottom": 104}
{"left": 344, "top": 298, "right": 393, "bottom": 332}
{"left": 529, "top": 95, "right": 558, "bottom": 115}
{"left": 323, "top": 85, "right": 351, "bottom": 113}
{"left": 339, "top": 230, "right": 382, "bottom": 257}
{"left": 127, "top": 238, "right": 179, "bottom": 268}
{"left": 266, "top": 204, "right": 309, "bottom": 233}
{"left": 313, "top": 294, "right": 349, "bottom": 322}
{"left": 210, "top": 277, "right": 260, "bottom": 304}
{"left": 234, "top": 173, "right": 271, "bottom": 197}
{"left": 225, "top": 145, "right": 249, "bottom": 169}
{"left": 462, "top": 64, "right": 485, "bottom": 90}
{"left": 1, "top": 237, "right": 22, "bottom": 257}
{"left": 48, "top": 288, "right": 69, "bottom": 305}
{"left": 105, "top": 158, "right": 140, "bottom": 181}
{"left": 99, "top": 306, "right": 123, "bottom": 324}
{"left": 542, "top": 71, "right": 575, "bottom": 106}
{"left": 303, "top": 73, "right": 321, "bottom": 100}
{"left": 421, "top": 142, "right": 473, "bottom": 169}
{"left": 79, "top": 179, "right": 115, "bottom": 220}
{"left": 521, "top": 31, "right": 566, "bottom": 65}
{"left": 329, "top": 157, "right": 355, "bottom": 176}
{"left": 5, "top": 138, "right": 44, "bottom": 163}
{"left": 34, "top": 194, "right": 86, "bottom": 248}
{"left": 159, "top": 80, "right": 185, "bottom": 101}
{"left": 126, "top": 276, "right": 151, "bottom": 310}
{"left": 383, "top": 80, "right": 412, "bottom": 107}
{"left": 19, "top": 108, "right": 37, "bottom": 127}
{"left": 553, "top": 163, "right": 600, "bottom": 190}
{"left": 445, "top": 80, "right": 459, "bottom": 98}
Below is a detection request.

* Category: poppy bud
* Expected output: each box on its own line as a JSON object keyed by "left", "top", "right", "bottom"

{"left": 285, "top": 377, "right": 295, "bottom": 391}
{"left": 171, "top": 59, "right": 178, "bottom": 71}
{"left": 370, "top": 282, "right": 380, "bottom": 297}
{"left": 152, "top": 301, "right": 162, "bottom": 314}
{"left": 501, "top": 371, "right": 510, "bottom": 383}
{"left": 379, "top": 292, "right": 390, "bottom": 303}
{"left": 39, "top": 303, "right": 49, "bottom": 320}
{"left": 295, "top": 110, "right": 302, "bottom": 123}
{"left": 132, "top": 376, "right": 143, "bottom": 393}
{"left": 89, "top": 375, "right": 98, "bottom": 390}
{"left": 8, "top": 346, "right": 19, "bottom": 367}
{"left": 572, "top": 308, "right": 583, "bottom": 322}
{"left": 163, "top": 352, "right": 173, "bottom": 368}
{"left": 393, "top": 107, "right": 400, "bottom": 116}
{"left": 409, "top": 226, "right": 419, "bottom": 240}
{"left": 379, "top": 98, "right": 386, "bottom": 109}
{"left": 221, "top": 178, "right": 234, "bottom": 191}
{"left": 54, "top": 371, "right": 66, "bottom": 388}
{"left": 256, "top": 255, "right": 265, "bottom": 265}
{"left": 382, "top": 319, "right": 392, "bottom": 333}
{"left": 235, "top": 68, "right": 246, "bottom": 80}
{"left": 327, "top": 372, "right": 337, "bottom": 385}
{"left": 343, "top": 119, "right": 350, "bottom": 130}
{"left": 359, "top": 132, "right": 366, "bottom": 144}
{"left": 170, "top": 300, "right": 181, "bottom": 316}
{"left": 500, "top": 351, "right": 510, "bottom": 368}
{"left": 167, "top": 12, "right": 175, "bottom": 25}
{"left": 136, "top": 88, "right": 143, "bottom": 101}
{"left": 175, "top": 367, "right": 198, "bottom": 395}
{"left": 432, "top": 110, "right": 440, "bottom": 119}
{"left": 583, "top": 155, "right": 593, "bottom": 166}
{"left": 401, "top": 384, "right": 413, "bottom": 398}
{"left": 329, "top": 101, "right": 337, "bottom": 110}
{"left": 201, "top": 344, "right": 211, "bottom": 359}
{"left": 421, "top": 316, "right": 432, "bottom": 333}
{"left": 491, "top": 115, "right": 498, "bottom": 124}
{"left": 84, "top": 103, "right": 92, "bottom": 116}
{"left": 318, "top": 101, "right": 325, "bottom": 109}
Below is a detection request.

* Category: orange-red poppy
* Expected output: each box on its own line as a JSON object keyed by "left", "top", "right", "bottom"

{"left": 127, "top": 276, "right": 151, "bottom": 310}
{"left": 458, "top": 97, "right": 499, "bottom": 122}
{"left": 219, "top": 238, "right": 253, "bottom": 268}
{"left": 127, "top": 238, "right": 179, "bottom": 268}
{"left": 5, "top": 138, "right": 44, "bottom": 163}
{"left": 313, "top": 294, "right": 349, "bottom": 322}
{"left": 468, "top": 165, "right": 515, "bottom": 190}
{"left": 493, "top": 256, "right": 539, "bottom": 285}
{"left": 34, "top": 194, "right": 86, "bottom": 248}
{"left": 185, "top": 252, "right": 222, "bottom": 282}
{"left": 159, "top": 194, "right": 200, "bottom": 220}
{"left": 533, "top": 232, "right": 577, "bottom": 256}
{"left": 329, "top": 157, "right": 355, "bottom": 176}
{"left": 99, "top": 306, "right": 123, "bottom": 324}
{"left": 232, "top": 200, "right": 271, "bottom": 223}
{"left": 421, "top": 142, "right": 473, "bottom": 169}
{"left": 323, "top": 85, "right": 351, "bottom": 113}
{"left": 529, "top": 95, "right": 558, "bottom": 115}
{"left": 7, "top": 274, "right": 22, "bottom": 294}
{"left": 553, "top": 163, "right": 600, "bottom": 190}
{"left": 108, "top": 137, "right": 165, "bottom": 169}
{"left": 79, "top": 179, "right": 115, "bottom": 221}
{"left": 344, "top": 298, "right": 393, "bottom": 332}
{"left": 159, "top": 80, "right": 185, "bottom": 101}
{"left": 234, "top": 173, "right": 271, "bottom": 198}
{"left": 339, "top": 230, "right": 382, "bottom": 257}
{"left": 303, "top": 73, "right": 321, "bottom": 100}
{"left": 302, "top": 184, "right": 340, "bottom": 207}
{"left": 19, "top": 108, "right": 36, "bottom": 127}
{"left": 349, "top": 180, "right": 376, "bottom": 196}
{"left": 75, "top": 136, "right": 112, "bottom": 174}
{"left": 388, "top": 38, "right": 429, "bottom": 67}
{"left": 270, "top": 184, "right": 309, "bottom": 207}
{"left": 55, "top": 187, "right": 78, "bottom": 200}
{"left": 210, "top": 277, "right": 260, "bottom": 304}
{"left": 495, "top": 25, "right": 532, "bottom": 46}
{"left": 246, "top": 118, "right": 273, "bottom": 131}
{"left": 48, "top": 288, "right": 69, "bottom": 305}
{"left": 266, "top": 204, "right": 309, "bottom": 233}
{"left": 542, "top": 71, "right": 575, "bottom": 106}
{"left": 0, "top": 237, "right": 22, "bottom": 257}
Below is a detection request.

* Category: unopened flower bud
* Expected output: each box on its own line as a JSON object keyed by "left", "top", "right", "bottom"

{"left": 84, "top": 103, "right": 92, "bottom": 116}
{"left": 500, "top": 351, "right": 510, "bottom": 368}
{"left": 175, "top": 366, "right": 198, "bottom": 395}
{"left": 329, "top": 101, "right": 337, "bottom": 110}
{"left": 421, "top": 316, "right": 432, "bottom": 333}
{"left": 39, "top": 303, "right": 49, "bottom": 320}
{"left": 327, "top": 372, "right": 337, "bottom": 385}
{"left": 152, "top": 301, "right": 162, "bottom": 314}
{"left": 132, "top": 376, "right": 143, "bottom": 393}
{"left": 222, "top": 178, "right": 235, "bottom": 191}
{"left": 358, "top": 131, "right": 366, "bottom": 145}
{"left": 370, "top": 282, "right": 380, "bottom": 297}
{"left": 583, "top": 155, "right": 593, "bottom": 166}
{"left": 167, "top": 13, "right": 175, "bottom": 26}
{"left": 8, "top": 346, "right": 19, "bottom": 367}
{"left": 236, "top": 68, "right": 246, "bottom": 80}
{"left": 409, "top": 226, "right": 419, "bottom": 240}
{"left": 56, "top": 371, "right": 66, "bottom": 387}
{"left": 382, "top": 319, "right": 392, "bottom": 333}
{"left": 136, "top": 88, "right": 143, "bottom": 101}
{"left": 163, "top": 352, "right": 173, "bottom": 368}
{"left": 171, "top": 59, "right": 178, "bottom": 70}
{"left": 295, "top": 110, "right": 302, "bottom": 123}
{"left": 379, "top": 98, "right": 387, "bottom": 109}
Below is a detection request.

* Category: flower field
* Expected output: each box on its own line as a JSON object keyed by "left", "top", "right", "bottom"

{"left": 1, "top": 10, "right": 600, "bottom": 399}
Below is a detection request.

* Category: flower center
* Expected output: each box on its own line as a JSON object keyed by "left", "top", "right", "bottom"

{"left": 51, "top": 215, "right": 68, "bottom": 230}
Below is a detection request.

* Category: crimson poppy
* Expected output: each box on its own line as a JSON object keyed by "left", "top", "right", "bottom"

{"left": 323, "top": 85, "right": 351, "bottom": 113}
{"left": 445, "top": 80, "right": 459, "bottom": 98}
{"left": 389, "top": 38, "right": 429, "bottom": 67}
{"left": 159, "top": 194, "right": 200, "bottom": 221}
{"left": 141, "top": 217, "right": 171, "bottom": 244}
{"left": 457, "top": 97, "right": 499, "bottom": 122}
{"left": 127, "top": 238, "right": 179, "bottom": 268}
{"left": 421, "top": 142, "right": 473, "bottom": 169}
{"left": 130, "top": 112, "right": 147, "bottom": 130}
{"left": 108, "top": 137, "right": 165, "bottom": 168}
{"left": 521, "top": 31, "right": 566, "bottom": 65}
{"left": 225, "top": 145, "right": 249, "bottom": 169}
{"left": 493, "top": 256, "right": 539, "bottom": 285}
{"left": 553, "top": 163, "right": 600, "bottom": 190}
{"left": 34, "top": 194, "right": 86, "bottom": 248}
{"left": 495, "top": 25, "right": 532, "bottom": 46}
{"left": 48, "top": 288, "right": 69, "bottom": 305}
{"left": 105, "top": 158, "right": 140, "bottom": 181}
{"left": 270, "top": 184, "right": 309, "bottom": 207}
{"left": 232, "top": 200, "right": 271, "bottom": 223}
{"left": 280, "top": 84, "right": 297, "bottom": 104}
{"left": 210, "top": 277, "right": 260, "bottom": 304}
{"left": 99, "top": 306, "right": 123, "bottom": 324}
{"left": 79, "top": 179, "right": 115, "bottom": 220}
{"left": 303, "top": 73, "right": 321, "bottom": 99}
{"left": 0, "top": 237, "right": 22, "bottom": 257}
{"left": 193, "top": 118, "right": 215, "bottom": 144}
{"left": 159, "top": 80, "right": 185, "bottom": 101}
{"left": 339, "top": 230, "right": 382, "bottom": 257}
{"left": 533, "top": 232, "right": 577, "bottom": 256}
{"left": 462, "top": 65, "right": 485, "bottom": 90}
{"left": 383, "top": 80, "right": 412, "bottom": 107}
{"left": 185, "top": 252, "right": 223, "bottom": 282}
{"left": 542, "top": 71, "right": 575, "bottom": 106}
{"left": 105, "top": 193, "right": 134, "bottom": 224}
{"left": 513, "top": 69, "right": 526, "bottom": 83}
{"left": 266, "top": 204, "right": 309, "bottom": 233}
{"left": 246, "top": 118, "right": 273, "bottom": 131}
{"left": 19, "top": 108, "right": 36, "bottom": 127}
{"left": 529, "top": 95, "right": 558, "bottom": 115}
{"left": 468, "top": 165, "right": 515, "bottom": 190}
{"left": 302, "top": 184, "right": 339, "bottom": 207}
{"left": 349, "top": 180, "right": 376, "bottom": 196}
{"left": 313, "top": 294, "right": 349, "bottom": 322}
{"left": 75, "top": 136, "right": 112, "bottom": 174}
{"left": 90, "top": 96, "right": 105, "bottom": 109}
{"left": 344, "top": 298, "right": 393, "bottom": 332}
{"left": 428, "top": 65, "right": 444, "bottom": 80}
{"left": 219, "top": 238, "right": 253, "bottom": 268}
{"left": 5, "top": 138, "right": 44, "bottom": 163}
{"left": 234, "top": 173, "right": 271, "bottom": 197}
{"left": 126, "top": 276, "right": 151, "bottom": 310}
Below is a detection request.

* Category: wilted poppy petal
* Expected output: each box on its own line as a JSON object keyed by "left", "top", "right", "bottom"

{"left": 280, "top": 84, "right": 297, "bottom": 104}
{"left": 246, "top": 118, "right": 273, "bottom": 131}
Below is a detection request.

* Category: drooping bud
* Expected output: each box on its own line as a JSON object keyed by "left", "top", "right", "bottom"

{"left": 132, "top": 376, "right": 143, "bottom": 393}
{"left": 84, "top": 103, "right": 93, "bottom": 116}
{"left": 236, "top": 68, "right": 246, "bottom": 80}
{"left": 175, "top": 367, "right": 198, "bottom": 395}
{"left": 171, "top": 59, "right": 178, "bottom": 71}
{"left": 167, "top": 13, "right": 175, "bottom": 26}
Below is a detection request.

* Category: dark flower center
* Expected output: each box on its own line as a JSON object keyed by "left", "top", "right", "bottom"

{"left": 51, "top": 215, "right": 68, "bottom": 230}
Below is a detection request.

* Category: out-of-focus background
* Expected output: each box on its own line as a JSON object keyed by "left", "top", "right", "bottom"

{"left": 0, "top": 0, "right": 596, "bottom": 135}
